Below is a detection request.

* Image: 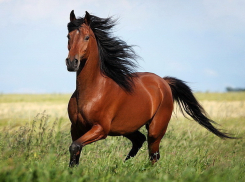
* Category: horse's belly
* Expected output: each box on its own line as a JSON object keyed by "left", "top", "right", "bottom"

{"left": 109, "top": 93, "right": 160, "bottom": 135}
{"left": 109, "top": 112, "right": 151, "bottom": 136}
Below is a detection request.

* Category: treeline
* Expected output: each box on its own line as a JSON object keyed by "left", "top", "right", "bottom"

{"left": 226, "top": 87, "right": 245, "bottom": 92}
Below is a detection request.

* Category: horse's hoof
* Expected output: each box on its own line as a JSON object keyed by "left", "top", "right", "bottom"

{"left": 69, "top": 143, "right": 81, "bottom": 167}
{"left": 69, "top": 160, "right": 76, "bottom": 168}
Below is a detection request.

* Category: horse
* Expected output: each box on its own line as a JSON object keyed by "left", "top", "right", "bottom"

{"left": 66, "top": 10, "right": 235, "bottom": 167}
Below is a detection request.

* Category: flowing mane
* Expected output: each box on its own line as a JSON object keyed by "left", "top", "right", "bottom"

{"left": 67, "top": 14, "right": 139, "bottom": 92}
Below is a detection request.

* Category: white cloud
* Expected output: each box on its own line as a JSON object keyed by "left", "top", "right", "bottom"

{"left": 203, "top": 0, "right": 245, "bottom": 19}
{"left": 204, "top": 69, "right": 218, "bottom": 77}
{"left": 0, "top": 0, "right": 10, "bottom": 3}
{"left": 202, "top": 0, "right": 245, "bottom": 31}
{"left": 2, "top": 0, "right": 245, "bottom": 32}
{"left": 167, "top": 60, "right": 188, "bottom": 72}
{"left": 0, "top": 0, "right": 147, "bottom": 27}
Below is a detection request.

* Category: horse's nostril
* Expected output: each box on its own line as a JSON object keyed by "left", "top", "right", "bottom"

{"left": 75, "top": 59, "right": 79, "bottom": 66}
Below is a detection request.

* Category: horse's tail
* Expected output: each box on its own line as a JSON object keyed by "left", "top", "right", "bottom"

{"left": 163, "top": 76, "right": 236, "bottom": 139}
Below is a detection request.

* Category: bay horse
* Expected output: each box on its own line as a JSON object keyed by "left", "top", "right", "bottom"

{"left": 66, "top": 10, "right": 235, "bottom": 167}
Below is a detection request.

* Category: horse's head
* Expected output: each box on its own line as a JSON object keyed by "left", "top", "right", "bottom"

{"left": 66, "top": 11, "right": 92, "bottom": 72}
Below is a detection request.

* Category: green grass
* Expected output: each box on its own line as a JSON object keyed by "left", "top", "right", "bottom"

{"left": 0, "top": 93, "right": 244, "bottom": 182}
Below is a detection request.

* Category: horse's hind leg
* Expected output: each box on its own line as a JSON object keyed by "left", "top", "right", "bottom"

{"left": 124, "top": 130, "right": 146, "bottom": 161}
{"left": 147, "top": 103, "right": 172, "bottom": 163}
{"left": 147, "top": 126, "right": 168, "bottom": 163}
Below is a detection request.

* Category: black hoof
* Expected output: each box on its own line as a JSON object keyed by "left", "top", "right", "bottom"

{"left": 69, "top": 160, "right": 76, "bottom": 168}
{"left": 69, "top": 143, "right": 81, "bottom": 168}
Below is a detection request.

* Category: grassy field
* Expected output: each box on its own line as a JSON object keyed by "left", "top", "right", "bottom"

{"left": 0, "top": 93, "right": 244, "bottom": 182}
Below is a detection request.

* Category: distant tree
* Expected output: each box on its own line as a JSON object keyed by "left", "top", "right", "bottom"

{"left": 226, "top": 87, "right": 245, "bottom": 92}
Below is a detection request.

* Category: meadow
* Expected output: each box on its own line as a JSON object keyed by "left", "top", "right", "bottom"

{"left": 0, "top": 92, "right": 244, "bottom": 182}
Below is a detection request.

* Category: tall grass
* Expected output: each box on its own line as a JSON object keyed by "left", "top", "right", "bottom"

{"left": 0, "top": 93, "right": 244, "bottom": 181}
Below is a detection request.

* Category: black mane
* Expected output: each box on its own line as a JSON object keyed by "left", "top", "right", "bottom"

{"left": 67, "top": 14, "right": 139, "bottom": 92}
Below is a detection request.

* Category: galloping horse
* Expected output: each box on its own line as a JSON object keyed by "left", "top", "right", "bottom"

{"left": 66, "top": 10, "right": 234, "bottom": 167}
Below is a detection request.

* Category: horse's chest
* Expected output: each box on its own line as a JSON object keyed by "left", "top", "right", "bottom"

{"left": 77, "top": 101, "right": 104, "bottom": 124}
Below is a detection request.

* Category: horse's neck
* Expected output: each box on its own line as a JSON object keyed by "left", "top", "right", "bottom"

{"left": 76, "top": 41, "right": 103, "bottom": 95}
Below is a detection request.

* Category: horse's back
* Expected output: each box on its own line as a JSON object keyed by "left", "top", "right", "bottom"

{"left": 136, "top": 72, "right": 173, "bottom": 98}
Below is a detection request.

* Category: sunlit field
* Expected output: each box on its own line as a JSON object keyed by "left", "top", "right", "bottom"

{"left": 0, "top": 93, "right": 244, "bottom": 182}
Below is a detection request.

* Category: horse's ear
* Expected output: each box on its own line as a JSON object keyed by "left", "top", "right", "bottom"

{"left": 70, "top": 10, "right": 76, "bottom": 22}
{"left": 84, "top": 11, "right": 91, "bottom": 26}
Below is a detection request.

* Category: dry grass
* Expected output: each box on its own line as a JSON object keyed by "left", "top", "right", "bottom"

{"left": 1, "top": 93, "right": 244, "bottom": 128}
{"left": 173, "top": 100, "right": 245, "bottom": 119}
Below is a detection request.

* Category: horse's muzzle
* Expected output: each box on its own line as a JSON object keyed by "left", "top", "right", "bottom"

{"left": 66, "top": 58, "right": 80, "bottom": 72}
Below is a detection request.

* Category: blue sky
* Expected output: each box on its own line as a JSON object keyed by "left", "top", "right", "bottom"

{"left": 0, "top": 0, "right": 244, "bottom": 93}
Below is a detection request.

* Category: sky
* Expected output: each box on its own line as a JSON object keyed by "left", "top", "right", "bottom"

{"left": 0, "top": 0, "right": 244, "bottom": 93}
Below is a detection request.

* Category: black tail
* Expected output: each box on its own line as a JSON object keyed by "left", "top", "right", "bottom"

{"left": 163, "top": 76, "right": 236, "bottom": 139}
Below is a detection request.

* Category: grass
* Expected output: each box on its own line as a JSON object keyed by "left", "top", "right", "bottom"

{"left": 194, "top": 92, "right": 245, "bottom": 101}
{"left": 0, "top": 93, "right": 244, "bottom": 182}
{"left": 0, "top": 94, "right": 71, "bottom": 103}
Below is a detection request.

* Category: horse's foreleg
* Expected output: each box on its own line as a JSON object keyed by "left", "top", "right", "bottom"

{"left": 70, "top": 124, "right": 83, "bottom": 166}
{"left": 124, "top": 131, "right": 146, "bottom": 161}
{"left": 69, "top": 124, "right": 107, "bottom": 167}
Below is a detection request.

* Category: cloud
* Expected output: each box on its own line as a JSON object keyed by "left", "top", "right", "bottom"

{"left": 0, "top": 0, "right": 10, "bottom": 3}
{"left": 204, "top": 69, "right": 218, "bottom": 77}
{"left": 2, "top": 0, "right": 245, "bottom": 32}
{"left": 0, "top": 0, "right": 147, "bottom": 27}
{"left": 167, "top": 60, "right": 188, "bottom": 72}
{"left": 203, "top": 0, "right": 245, "bottom": 31}
{"left": 203, "top": 0, "right": 245, "bottom": 19}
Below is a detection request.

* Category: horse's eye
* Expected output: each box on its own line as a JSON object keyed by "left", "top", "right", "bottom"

{"left": 84, "top": 36, "right": 90, "bottom": 41}
{"left": 67, "top": 35, "right": 70, "bottom": 40}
